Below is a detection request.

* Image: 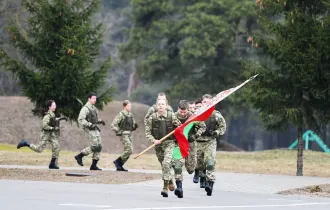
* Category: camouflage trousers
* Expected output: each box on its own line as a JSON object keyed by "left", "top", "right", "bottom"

{"left": 29, "top": 131, "right": 60, "bottom": 158}
{"left": 196, "top": 140, "right": 217, "bottom": 181}
{"left": 81, "top": 130, "right": 102, "bottom": 160}
{"left": 120, "top": 134, "right": 133, "bottom": 164}
{"left": 185, "top": 141, "right": 197, "bottom": 174}
{"left": 154, "top": 140, "right": 176, "bottom": 181}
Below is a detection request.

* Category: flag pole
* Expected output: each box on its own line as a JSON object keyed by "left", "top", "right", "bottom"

{"left": 133, "top": 130, "right": 175, "bottom": 159}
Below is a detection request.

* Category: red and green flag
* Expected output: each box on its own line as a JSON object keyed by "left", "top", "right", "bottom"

{"left": 173, "top": 75, "right": 258, "bottom": 159}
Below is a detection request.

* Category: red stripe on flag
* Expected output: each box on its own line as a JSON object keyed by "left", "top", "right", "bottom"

{"left": 174, "top": 105, "right": 215, "bottom": 158}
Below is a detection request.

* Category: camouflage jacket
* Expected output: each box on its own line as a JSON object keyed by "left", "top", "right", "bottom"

{"left": 174, "top": 111, "right": 206, "bottom": 138}
{"left": 197, "top": 110, "right": 226, "bottom": 142}
{"left": 144, "top": 104, "right": 173, "bottom": 126}
{"left": 145, "top": 110, "right": 181, "bottom": 143}
{"left": 78, "top": 102, "right": 101, "bottom": 131}
{"left": 111, "top": 110, "right": 137, "bottom": 135}
{"left": 42, "top": 110, "right": 56, "bottom": 132}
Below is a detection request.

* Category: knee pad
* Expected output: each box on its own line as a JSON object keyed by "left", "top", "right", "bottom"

{"left": 174, "top": 162, "right": 183, "bottom": 174}
{"left": 206, "top": 159, "right": 215, "bottom": 171}
{"left": 97, "top": 144, "right": 102, "bottom": 152}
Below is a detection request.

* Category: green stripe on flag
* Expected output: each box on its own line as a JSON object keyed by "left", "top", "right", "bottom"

{"left": 173, "top": 122, "right": 196, "bottom": 160}
{"left": 183, "top": 122, "right": 197, "bottom": 138}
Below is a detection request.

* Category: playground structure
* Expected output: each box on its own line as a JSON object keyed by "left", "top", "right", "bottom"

{"left": 288, "top": 130, "right": 330, "bottom": 153}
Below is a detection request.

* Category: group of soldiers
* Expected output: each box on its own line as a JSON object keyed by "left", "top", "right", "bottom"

{"left": 16, "top": 91, "right": 226, "bottom": 198}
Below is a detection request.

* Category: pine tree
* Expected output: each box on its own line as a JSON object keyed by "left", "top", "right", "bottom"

{"left": 243, "top": 0, "right": 330, "bottom": 176}
{"left": 0, "top": 0, "right": 114, "bottom": 121}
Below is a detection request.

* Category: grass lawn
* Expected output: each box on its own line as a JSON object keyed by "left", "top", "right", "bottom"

{"left": 1, "top": 143, "right": 330, "bottom": 177}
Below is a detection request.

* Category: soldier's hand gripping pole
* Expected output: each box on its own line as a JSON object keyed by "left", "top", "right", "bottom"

{"left": 134, "top": 130, "right": 175, "bottom": 159}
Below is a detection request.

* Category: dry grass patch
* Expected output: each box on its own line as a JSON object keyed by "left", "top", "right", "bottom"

{"left": 2, "top": 144, "right": 330, "bottom": 177}
{"left": 0, "top": 168, "right": 161, "bottom": 184}
{"left": 279, "top": 184, "right": 330, "bottom": 198}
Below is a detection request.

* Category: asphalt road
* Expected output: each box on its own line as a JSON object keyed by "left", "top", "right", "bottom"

{"left": 1, "top": 173, "right": 330, "bottom": 210}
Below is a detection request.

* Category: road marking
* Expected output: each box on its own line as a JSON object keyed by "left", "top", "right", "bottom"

{"left": 103, "top": 202, "right": 330, "bottom": 210}
{"left": 268, "top": 198, "right": 303, "bottom": 202}
{"left": 58, "top": 203, "right": 112, "bottom": 208}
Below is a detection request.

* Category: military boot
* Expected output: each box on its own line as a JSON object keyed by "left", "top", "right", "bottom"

{"left": 161, "top": 180, "right": 169, "bottom": 197}
{"left": 200, "top": 177, "right": 206, "bottom": 188}
{"left": 113, "top": 157, "right": 127, "bottom": 171}
{"left": 17, "top": 139, "right": 30, "bottom": 149}
{"left": 193, "top": 169, "right": 199, "bottom": 183}
{"left": 49, "top": 158, "right": 59, "bottom": 169}
{"left": 90, "top": 159, "right": 102, "bottom": 170}
{"left": 174, "top": 180, "right": 183, "bottom": 198}
{"left": 168, "top": 178, "right": 175, "bottom": 191}
{"left": 74, "top": 153, "right": 84, "bottom": 166}
{"left": 205, "top": 181, "right": 214, "bottom": 196}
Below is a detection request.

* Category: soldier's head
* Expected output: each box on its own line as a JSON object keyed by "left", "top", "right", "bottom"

{"left": 47, "top": 100, "right": 56, "bottom": 112}
{"left": 188, "top": 101, "right": 195, "bottom": 113}
{"left": 202, "top": 94, "right": 212, "bottom": 106}
{"left": 156, "top": 98, "right": 167, "bottom": 113}
{"left": 178, "top": 100, "right": 189, "bottom": 117}
{"left": 195, "top": 97, "right": 203, "bottom": 111}
{"left": 88, "top": 92, "right": 97, "bottom": 105}
{"left": 123, "top": 100, "right": 131, "bottom": 112}
{"left": 157, "top": 92, "right": 167, "bottom": 101}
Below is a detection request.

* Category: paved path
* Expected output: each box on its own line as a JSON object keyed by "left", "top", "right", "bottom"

{"left": 1, "top": 164, "right": 330, "bottom": 210}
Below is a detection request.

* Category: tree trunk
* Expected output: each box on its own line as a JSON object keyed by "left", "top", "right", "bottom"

{"left": 127, "top": 60, "right": 137, "bottom": 98}
{"left": 296, "top": 122, "right": 304, "bottom": 176}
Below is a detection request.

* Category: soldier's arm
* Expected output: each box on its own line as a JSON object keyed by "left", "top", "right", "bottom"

{"left": 78, "top": 107, "right": 92, "bottom": 127}
{"left": 144, "top": 107, "right": 154, "bottom": 125}
{"left": 145, "top": 116, "right": 156, "bottom": 143}
{"left": 42, "top": 114, "right": 54, "bottom": 131}
{"left": 171, "top": 112, "right": 182, "bottom": 128}
{"left": 195, "top": 121, "right": 206, "bottom": 137}
{"left": 215, "top": 112, "right": 226, "bottom": 136}
{"left": 110, "top": 113, "right": 123, "bottom": 133}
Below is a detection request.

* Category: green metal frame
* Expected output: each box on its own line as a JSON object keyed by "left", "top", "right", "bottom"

{"left": 288, "top": 130, "right": 330, "bottom": 153}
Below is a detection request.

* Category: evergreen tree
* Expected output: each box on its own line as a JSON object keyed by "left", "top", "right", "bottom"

{"left": 243, "top": 0, "right": 330, "bottom": 176}
{"left": 0, "top": 0, "right": 113, "bottom": 121}
{"left": 119, "top": 0, "right": 256, "bottom": 103}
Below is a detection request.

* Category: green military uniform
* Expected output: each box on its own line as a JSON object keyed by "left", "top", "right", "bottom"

{"left": 145, "top": 110, "right": 182, "bottom": 198}
{"left": 196, "top": 110, "right": 226, "bottom": 196}
{"left": 75, "top": 102, "right": 103, "bottom": 170}
{"left": 174, "top": 111, "right": 206, "bottom": 175}
{"left": 111, "top": 110, "right": 138, "bottom": 171}
{"left": 17, "top": 110, "right": 60, "bottom": 169}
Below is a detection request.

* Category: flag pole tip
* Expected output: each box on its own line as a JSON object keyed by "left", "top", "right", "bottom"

{"left": 249, "top": 74, "right": 258, "bottom": 80}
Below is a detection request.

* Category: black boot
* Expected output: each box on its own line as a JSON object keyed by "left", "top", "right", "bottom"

{"left": 113, "top": 157, "right": 128, "bottom": 171}
{"left": 17, "top": 139, "right": 30, "bottom": 149}
{"left": 200, "top": 177, "right": 206, "bottom": 188}
{"left": 205, "top": 181, "right": 214, "bottom": 196}
{"left": 193, "top": 169, "right": 199, "bottom": 183}
{"left": 74, "top": 153, "right": 84, "bottom": 166}
{"left": 49, "top": 158, "right": 59, "bottom": 169}
{"left": 174, "top": 180, "right": 183, "bottom": 198}
{"left": 90, "top": 159, "right": 102, "bottom": 170}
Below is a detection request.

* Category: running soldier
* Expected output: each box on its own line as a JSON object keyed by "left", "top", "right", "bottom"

{"left": 17, "top": 100, "right": 63, "bottom": 169}
{"left": 111, "top": 100, "right": 138, "bottom": 171}
{"left": 174, "top": 100, "right": 206, "bottom": 175}
{"left": 74, "top": 92, "right": 106, "bottom": 170}
{"left": 196, "top": 94, "right": 226, "bottom": 196}
{"left": 145, "top": 98, "right": 182, "bottom": 198}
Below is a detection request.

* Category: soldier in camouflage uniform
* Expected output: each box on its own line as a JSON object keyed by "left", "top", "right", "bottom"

{"left": 192, "top": 97, "right": 203, "bottom": 183}
{"left": 111, "top": 100, "right": 138, "bottom": 172}
{"left": 174, "top": 100, "right": 206, "bottom": 175}
{"left": 74, "top": 92, "right": 106, "bottom": 171}
{"left": 144, "top": 92, "right": 176, "bottom": 191}
{"left": 17, "top": 100, "right": 62, "bottom": 169}
{"left": 145, "top": 98, "right": 182, "bottom": 198}
{"left": 196, "top": 94, "right": 226, "bottom": 196}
